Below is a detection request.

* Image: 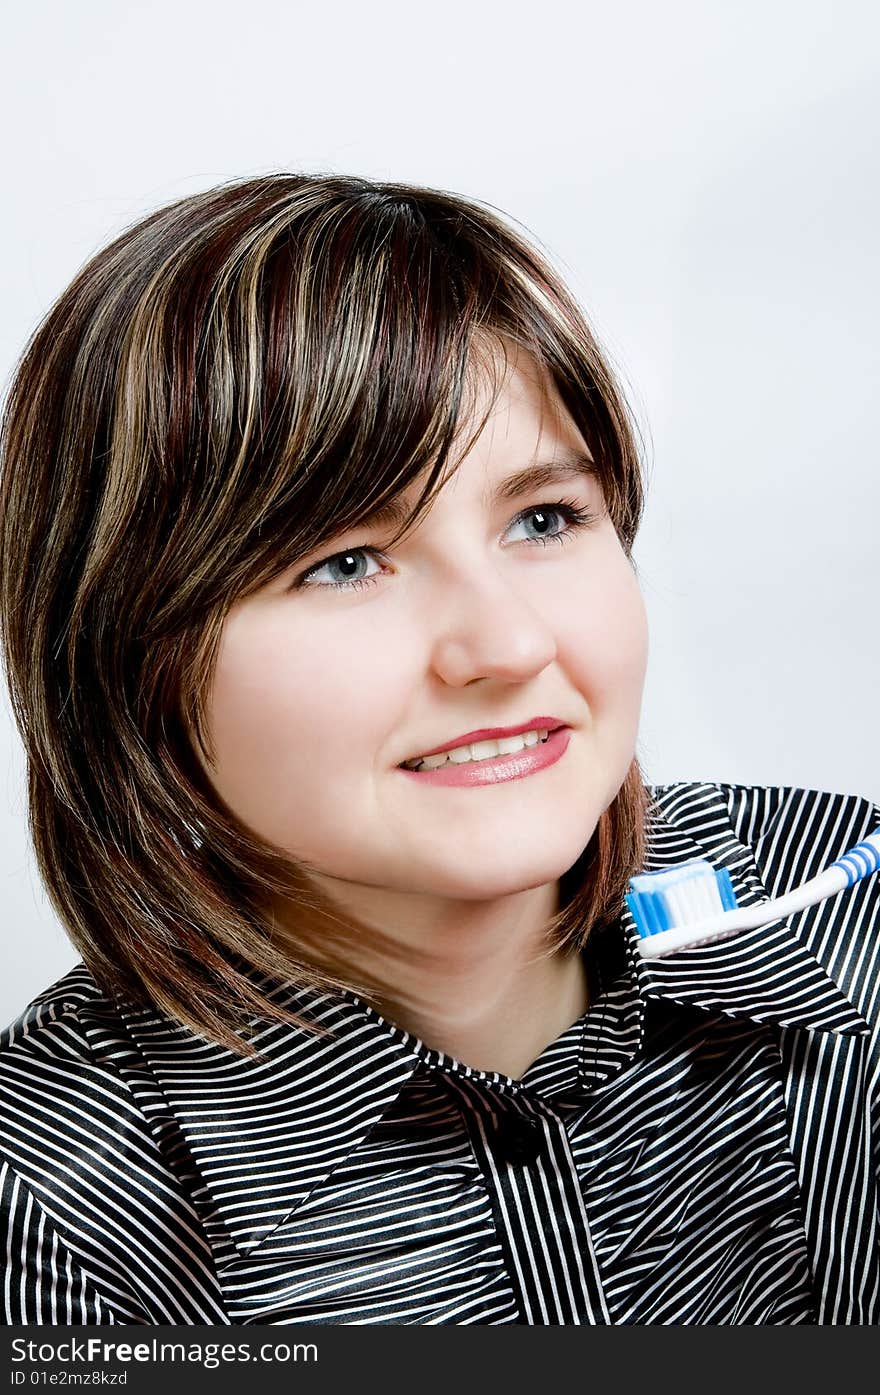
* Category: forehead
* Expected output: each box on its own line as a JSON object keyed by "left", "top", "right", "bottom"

{"left": 465, "top": 336, "right": 574, "bottom": 432}
{"left": 359, "top": 448, "right": 599, "bottom": 534}
{"left": 372, "top": 347, "right": 594, "bottom": 529}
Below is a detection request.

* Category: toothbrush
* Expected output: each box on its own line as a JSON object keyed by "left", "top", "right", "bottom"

{"left": 626, "top": 829, "right": 880, "bottom": 959}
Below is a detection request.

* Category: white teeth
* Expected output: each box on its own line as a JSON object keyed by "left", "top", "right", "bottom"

{"left": 447, "top": 745, "right": 473, "bottom": 764}
{"left": 403, "top": 729, "right": 551, "bottom": 771}
{"left": 496, "top": 735, "right": 528, "bottom": 755}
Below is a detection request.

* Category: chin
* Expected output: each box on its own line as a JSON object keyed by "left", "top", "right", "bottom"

{"left": 424, "top": 854, "right": 576, "bottom": 903}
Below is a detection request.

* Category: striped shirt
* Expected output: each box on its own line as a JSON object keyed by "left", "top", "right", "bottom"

{"left": 2, "top": 780, "right": 879, "bottom": 1325}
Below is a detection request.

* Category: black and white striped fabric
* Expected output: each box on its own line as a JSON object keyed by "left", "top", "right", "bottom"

{"left": 2, "top": 781, "right": 879, "bottom": 1325}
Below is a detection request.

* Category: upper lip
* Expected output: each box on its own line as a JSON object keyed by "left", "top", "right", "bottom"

{"left": 402, "top": 717, "right": 568, "bottom": 763}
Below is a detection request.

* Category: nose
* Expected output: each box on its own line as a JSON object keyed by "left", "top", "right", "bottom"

{"left": 427, "top": 565, "right": 558, "bottom": 688}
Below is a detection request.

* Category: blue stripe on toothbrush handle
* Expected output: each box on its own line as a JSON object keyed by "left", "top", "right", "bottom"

{"left": 831, "top": 834, "right": 880, "bottom": 886}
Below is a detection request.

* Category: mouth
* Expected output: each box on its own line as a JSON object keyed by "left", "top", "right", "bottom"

{"left": 399, "top": 723, "right": 567, "bottom": 773}
{"left": 398, "top": 724, "right": 572, "bottom": 787}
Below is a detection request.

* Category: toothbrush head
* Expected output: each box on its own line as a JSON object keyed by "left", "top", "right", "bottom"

{"left": 625, "top": 860, "right": 739, "bottom": 953}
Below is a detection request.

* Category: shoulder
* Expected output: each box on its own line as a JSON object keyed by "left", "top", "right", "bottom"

{"left": 0, "top": 963, "right": 192, "bottom": 1240}
{"left": 0, "top": 967, "right": 223, "bottom": 1323}
{"left": 0, "top": 962, "right": 159, "bottom": 1168}
{"left": 0, "top": 961, "right": 131, "bottom": 1085}
{"left": 1, "top": 961, "right": 108, "bottom": 1060}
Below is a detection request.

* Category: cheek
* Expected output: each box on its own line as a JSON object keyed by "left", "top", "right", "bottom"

{"left": 206, "top": 602, "right": 409, "bottom": 802}
{"left": 557, "top": 551, "right": 649, "bottom": 700}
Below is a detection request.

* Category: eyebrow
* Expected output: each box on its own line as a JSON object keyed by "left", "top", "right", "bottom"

{"left": 363, "top": 447, "right": 599, "bottom": 532}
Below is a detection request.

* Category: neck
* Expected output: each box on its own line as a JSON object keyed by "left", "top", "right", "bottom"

{"left": 271, "top": 876, "right": 590, "bottom": 1079}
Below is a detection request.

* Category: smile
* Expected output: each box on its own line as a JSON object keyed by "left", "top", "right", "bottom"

{"left": 402, "top": 728, "right": 552, "bottom": 770}
{"left": 397, "top": 726, "right": 571, "bottom": 788}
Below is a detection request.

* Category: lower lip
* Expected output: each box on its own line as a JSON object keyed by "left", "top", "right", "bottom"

{"left": 397, "top": 727, "right": 572, "bottom": 787}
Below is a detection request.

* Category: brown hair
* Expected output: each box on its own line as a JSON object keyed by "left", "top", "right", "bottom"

{"left": 0, "top": 173, "right": 651, "bottom": 1056}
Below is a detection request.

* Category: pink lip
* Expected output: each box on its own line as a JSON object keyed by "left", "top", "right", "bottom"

{"left": 404, "top": 716, "right": 566, "bottom": 762}
{"left": 398, "top": 725, "right": 572, "bottom": 788}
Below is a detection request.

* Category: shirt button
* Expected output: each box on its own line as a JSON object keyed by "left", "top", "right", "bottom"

{"left": 492, "top": 1114, "right": 544, "bottom": 1166}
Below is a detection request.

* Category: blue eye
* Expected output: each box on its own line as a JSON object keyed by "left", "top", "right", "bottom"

{"left": 295, "top": 499, "right": 597, "bottom": 593}
{"left": 300, "top": 549, "right": 383, "bottom": 591}
{"left": 505, "top": 502, "right": 593, "bottom": 547}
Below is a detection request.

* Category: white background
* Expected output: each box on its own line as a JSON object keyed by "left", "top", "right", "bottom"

{"left": 2, "top": 0, "right": 878, "bottom": 1024}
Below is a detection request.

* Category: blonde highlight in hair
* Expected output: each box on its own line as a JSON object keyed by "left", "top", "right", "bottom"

{"left": 0, "top": 173, "right": 650, "bottom": 1057}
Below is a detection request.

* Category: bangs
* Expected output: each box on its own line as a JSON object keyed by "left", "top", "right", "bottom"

{"left": 208, "top": 196, "right": 575, "bottom": 599}
{"left": 124, "top": 177, "right": 639, "bottom": 622}
{"left": 235, "top": 197, "right": 513, "bottom": 580}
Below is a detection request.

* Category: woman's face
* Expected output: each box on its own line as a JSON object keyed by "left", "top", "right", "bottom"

{"left": 201, "top": 348, "right": 649, "bottom": 909}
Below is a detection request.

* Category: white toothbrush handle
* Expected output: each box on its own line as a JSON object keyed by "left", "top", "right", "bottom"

{"left": 638, "top": 829, "right": 880, "bottom": 959}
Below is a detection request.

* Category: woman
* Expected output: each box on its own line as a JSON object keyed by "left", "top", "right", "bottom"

{"left": 0, "top": 174, "right": 877, "bottom": 1325}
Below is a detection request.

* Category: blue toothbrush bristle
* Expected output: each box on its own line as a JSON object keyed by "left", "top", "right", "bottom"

{"left": 625, "top": 861, "right": 738, "bottom": 939}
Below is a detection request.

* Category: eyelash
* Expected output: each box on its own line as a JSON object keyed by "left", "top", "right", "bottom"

{"left": 294, "top": 498, "right": 597, "bottom": 594}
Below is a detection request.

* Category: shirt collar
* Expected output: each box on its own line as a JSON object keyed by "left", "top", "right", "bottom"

{"left": 88, "top": 983, "right": 425, "bottom": 1261}
{"left": 86, "top": 782, "right": 868, "bottom": 1263}
{"left": 626, "top": 783, "right": 871, "bottom": 1037}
